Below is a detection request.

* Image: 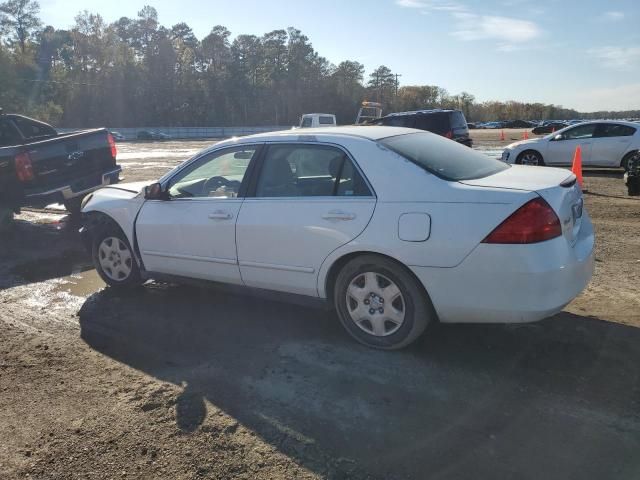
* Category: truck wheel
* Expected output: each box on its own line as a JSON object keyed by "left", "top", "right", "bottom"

{"left": 0, "top": 207, "right": 14, "bottom": 233}
{"left": 64, "top": 197, "right": 84, "bottom": 216}
{"left": 334, "top": 255, "right": 434, "bottom": 350}
{"left": 92, "top": 226, "right": 143, "bottom": 288}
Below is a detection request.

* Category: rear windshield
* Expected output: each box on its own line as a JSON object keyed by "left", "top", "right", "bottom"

{"left": 450, "top": 111, "right": 468, "bottom": 129}
{"left": 379, "top": 132, "right": 509, "bottom": 181}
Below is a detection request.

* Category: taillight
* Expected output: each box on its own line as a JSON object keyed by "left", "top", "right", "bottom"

{"left": 15, "top": 152, "right": 34, "bottom": 182}
{"left": 482, "top": 197, "right": 561, "bottom": 244}
{"left": 444, "top": 131, "right": 453, "bottom": 139}
{"left": 107, "top": 133, "right": 117, "bottom": 159}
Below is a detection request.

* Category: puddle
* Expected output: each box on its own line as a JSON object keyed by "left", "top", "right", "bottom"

{"left": 52, "top": 269, "right": 105, "bottom": 298}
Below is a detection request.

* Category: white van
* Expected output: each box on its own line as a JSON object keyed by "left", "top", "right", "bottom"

{"left": 298, "top": 113, "right": 337, "bottom": 128}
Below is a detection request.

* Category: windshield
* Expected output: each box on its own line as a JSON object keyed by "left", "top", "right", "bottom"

{"left": 379, "top": 132, "right": 509, "bottom": 181}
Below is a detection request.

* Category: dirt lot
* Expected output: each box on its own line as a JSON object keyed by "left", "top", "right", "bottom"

{"left": 1, "top": 134, "right": 639, "bottom": 479}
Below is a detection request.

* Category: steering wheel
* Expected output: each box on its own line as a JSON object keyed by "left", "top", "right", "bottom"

{"left": 202, "top": 176, "right": 239, "bottom": 196}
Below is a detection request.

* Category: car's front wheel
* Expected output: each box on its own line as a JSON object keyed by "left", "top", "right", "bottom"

{"left": 517, "top": 150, "right": 545, "bottom": 166}
{"left": 334, "top": 255, "right": 433, "bottom": 350}
{"left": 92, "top": 226, "right": 143, "bottom": 288}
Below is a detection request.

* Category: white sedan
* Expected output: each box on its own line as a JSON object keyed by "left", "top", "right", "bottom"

{"left": 502, "top": 120, "right": 639, "bottom": 169}
{"left": 80, "top": 126, "right": 594, "bottom": 350}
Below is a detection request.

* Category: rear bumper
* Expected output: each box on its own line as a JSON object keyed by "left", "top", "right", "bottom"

{"left": 411, "top": 212, "right": 595, "bottom": 323}
{"left": 23, "top": 167, "right": 121, "bottom": 207}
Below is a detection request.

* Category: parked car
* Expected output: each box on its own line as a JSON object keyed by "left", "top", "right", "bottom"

{"left": 532, "top": 122, "right": 568, "bottom": 135}
{"left": 298, "top": 113, "right": 337, "bottom": 128}
{"left": 110, "top": 131, "right": 125, "bottom": 141}
{"left": 81, "top": 126, "right": 594, "bottom": 350}
{"left": 136, "top": 130, "right": 170, "bottom": 140}
{"left": 137, "top": 130, "right": 155, "bottom": 140}
{"left": 370, "top": 109, "right": 472, "bottom": 147}
{"left": 502, "top": 121, "right": 640, "bottom": 169}
{"left": 0, "top": 111, "right": 121, "bottom": 226}
{"left": 503, "top": 120, "right": 535, "bottom": 129}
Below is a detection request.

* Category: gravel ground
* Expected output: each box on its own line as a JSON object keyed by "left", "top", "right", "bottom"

{"left": 0, "top": 133, "right": 639, "bottom": 480}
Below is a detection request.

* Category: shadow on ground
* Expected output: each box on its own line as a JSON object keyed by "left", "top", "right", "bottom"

{"left": 0, "top": 213, "right": 92, "bottom": 289}
{"left": 78, "top": 284, "right": 640, "bottom": 480}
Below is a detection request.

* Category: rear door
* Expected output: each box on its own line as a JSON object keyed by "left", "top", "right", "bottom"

{"left": 236, "top": 142, "right": 376, "bottom": 296}
{"left": 591, "top": 123, "right": 637, "bottom": 167}
{"left": 546, "top": 124, "right": 595, "bottom": 165}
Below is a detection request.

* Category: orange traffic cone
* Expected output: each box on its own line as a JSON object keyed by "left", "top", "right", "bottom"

{"left": 551, "top": 127, "right": 555, "bottom": 134}
{"left": 500, "top": 130, "right": 505, "bottom": 141}
{"left": 523, "top": 130, "right": 529, "bottom": 140}
{"left": 572, "top": 145, "right": 584, "bottom": 189}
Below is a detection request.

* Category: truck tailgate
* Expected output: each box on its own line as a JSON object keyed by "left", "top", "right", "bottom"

{"left": 22, "top": 129, "right": 117, "bottom": 191}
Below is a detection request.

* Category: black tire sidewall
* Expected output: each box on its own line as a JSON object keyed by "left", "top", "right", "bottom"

{"left": 517, "top": 150, "right": 544, "bottom": 166}
{"left": 334, "top": 256, "right": 430, "bottom": 350}
{"left": 92, "top": 227, "right": 141, "bottom": 288}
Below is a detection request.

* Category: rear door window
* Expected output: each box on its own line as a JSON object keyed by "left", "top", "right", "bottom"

{"left": 595, "top": 124, "right": 636, "bottom": 138}
{"left": 414, "top": 113, "right": 449, "bottom": 134}
{"left": 380, "top": 132, "right": 509, "bottom": 181}
{"left": 254, "top": 144, "right": 372, "bottom": 197}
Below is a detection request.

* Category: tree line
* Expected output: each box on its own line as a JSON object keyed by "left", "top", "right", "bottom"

{"left": 1, "top": 0, "right": 637, "bottom": 128}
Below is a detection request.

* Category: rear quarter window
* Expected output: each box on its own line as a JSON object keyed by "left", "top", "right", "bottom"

{"left": 379, "top": 132, "right": 509, "bottom": 181}
{"left": 319, "top": 116, "right": 335, "bottom": 125}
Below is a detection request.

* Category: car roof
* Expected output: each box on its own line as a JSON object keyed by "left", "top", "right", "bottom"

{"left": 229, "top": 126, "right": 416, "bottom": 143}
{"left": 385, "top": 109, "right": 460, "bottom": 117}
{"left": 561, "top": 120, "right": 639, "bottom": 128}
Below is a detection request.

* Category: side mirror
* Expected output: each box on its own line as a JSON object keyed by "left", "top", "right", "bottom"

{"left": 144, "top": 182, "right": 168, "bottom": 200}
{"left": 552, "top": 134, "right": 563, "bottom": 141}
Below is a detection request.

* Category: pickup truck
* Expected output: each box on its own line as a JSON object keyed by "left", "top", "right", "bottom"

{"left": 0, "top": 111, "right": 121, "bottom": 229}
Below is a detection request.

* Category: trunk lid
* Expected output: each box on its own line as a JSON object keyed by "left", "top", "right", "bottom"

{"left": 462, "top": 165, "right": 584, "bottom": 246}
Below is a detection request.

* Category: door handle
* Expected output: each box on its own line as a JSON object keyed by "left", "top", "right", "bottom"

{"left": 322, "top": 210, "right": 356, "bottom": 221}
{"left": 209, "top": 210, "right": 233, "bottom": 220}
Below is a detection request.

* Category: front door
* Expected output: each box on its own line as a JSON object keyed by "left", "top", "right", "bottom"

{"left": 236, "top": 143, "right": 376, "bottom": 297}
{"left": 546, "top": 124, "right": 595, "bottom": 166}
{"left": 136, "top": 144, "right": 261, "bottom": 284}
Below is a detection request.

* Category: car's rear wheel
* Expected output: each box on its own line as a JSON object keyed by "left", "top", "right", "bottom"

{"left": 92, "top": 226, "right": 143, "bottom": 288}
{"left": 334, "top": 255, "right": 433, "bottom": 350}
{"left": 621, "top": 151, "right": 638, "bottom": 172}
{"left": 517, "top": 150, "right": 545, "bottom": 166}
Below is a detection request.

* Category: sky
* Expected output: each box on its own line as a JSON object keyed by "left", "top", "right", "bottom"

{"left": 38, "top": 0, "right": 640, "bottom": 112}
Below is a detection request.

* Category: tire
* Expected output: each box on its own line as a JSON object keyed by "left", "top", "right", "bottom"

{"left": 0, "top": 207, "right": 14, "bottom": 233}
{"left": 92, "top": 224, "right": 143, "bottom": 289}
{"left": 333, "top": 255, "right": 434, "bottom": 350}
{"left": 63, "top": 197, "right": 84, "bottom": 216}
{"left": 516, "top": 150, "right": 545, "bottom": 166}
{"left": 621, "top": 151, "right": 638, "bottom": 172}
